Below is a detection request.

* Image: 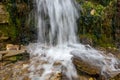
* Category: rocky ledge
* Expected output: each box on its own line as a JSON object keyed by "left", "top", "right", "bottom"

{"left": 0, "top": 47, "right": 120, "bottom": 80}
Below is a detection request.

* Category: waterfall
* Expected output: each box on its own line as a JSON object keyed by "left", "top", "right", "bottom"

{"left": 28, "top": 0, "right": 120, "bottom": 80}
{"left": 36, "top": 0, "right": 79, "bottom": 45}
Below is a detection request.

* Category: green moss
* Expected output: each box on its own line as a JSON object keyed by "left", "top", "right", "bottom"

{"left": 0, "top": 24, "right": 17, "bottom": 41}
{"left": 79, "top": 33, "right": 115, "bottom": 48}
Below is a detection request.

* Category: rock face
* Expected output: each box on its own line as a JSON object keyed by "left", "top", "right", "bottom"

{"left": 0, "top": 3, "right": 9, "bottom": 24}
{"left": 0, "top": 3, "right": 10, "bottom": 44}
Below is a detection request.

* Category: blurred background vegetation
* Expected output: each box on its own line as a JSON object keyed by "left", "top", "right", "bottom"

{"left": 77, "top": 0, "right": 120, "bottom": 48}
{"left": 0, "top": 0, "right": 120, "bottom": 49}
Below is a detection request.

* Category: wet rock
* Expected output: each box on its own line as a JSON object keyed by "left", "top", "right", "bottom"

{"left": 3, "top": 50, "right": 26, "bottom": 58}
{"left": 97, "top": 47, "right": 120, "bottom": 59}
{"left": 0, "top": 60, "right": 30, "bottom": 80}
{"left": 0, "top": 47, "right": 120, "bottom": 80}
{"left": 80, "top": 36, "right": 93, "bottom": 46}
{"left": 51, "top": 71, "right": 62, "bottom": 80}
{"left": 79, "top": 75, "right": 96, "bottom": 80}
{"left": 71, "top": 50, "right": 120, "bottom": 80}
{"left": 110, "top": 73, "right": 120, "bottom": 80}
{"left": 53, "top": 61, "right": 62, "bottom": 66}
{"left": 45, "top": 71, "right": 62, "bottom": 80}
{"left": 6, "top": 44, "right": 20, "bottom": 51}
{"left": 23, "top": 64, "right": 29, "bottom": 69}
{"left": 71, "top": 51, "right": 100, "bottom": 75}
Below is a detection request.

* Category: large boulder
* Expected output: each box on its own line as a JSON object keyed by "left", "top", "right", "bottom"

{"left": 71, "top": 50, "right": 120, "bottom": 79}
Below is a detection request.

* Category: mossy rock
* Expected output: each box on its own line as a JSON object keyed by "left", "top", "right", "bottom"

{"left": 0, "top": 4, "right": 9, "bottom": 24}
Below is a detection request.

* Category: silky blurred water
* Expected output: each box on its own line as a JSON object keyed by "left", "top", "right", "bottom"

{"left": 28, "top": 0, "right": 120, "bottom": 80}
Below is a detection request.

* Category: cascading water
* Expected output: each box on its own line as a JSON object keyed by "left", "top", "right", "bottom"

{"left": 36, "top": 0, "right": 79, "bottom": 45}
{"left": 28, "top": 0, "right": 120, "bottom": 80}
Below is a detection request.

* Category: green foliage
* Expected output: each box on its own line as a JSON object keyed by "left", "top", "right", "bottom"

{"left": 77, "top": 0, "right": 117, "bottom": 47}
{"left": 96, "top": 0, "right": 113, "bottom": 6}
{"left": 3, "top": 0, "right": 31, "bottom": 44}
{"left": 84, "top": 0, "right": 114, "bottom": 6}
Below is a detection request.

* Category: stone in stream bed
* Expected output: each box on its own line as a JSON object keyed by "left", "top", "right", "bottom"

{"left": 71, "top": 51, "right": 100, "bottom": 75}
{"left": 0, "top": 59, "right": 119, "bottom": 80}
{"left": 71, "top": 50, "right": 120, "bottom": 80}
{"left": 45, "top": 71, "right": 62, "bottom": 80}
{"left": 5, "top": 44, "right": 27, "bottom": 52}
{"left": 0, "top": 54, "right": 2, "bottom": 60}
{"left": 0, "top": 61, "right": 30, "bottom": 80}
{"left": 0, "top": 50, "right": 120, "bottom": 80}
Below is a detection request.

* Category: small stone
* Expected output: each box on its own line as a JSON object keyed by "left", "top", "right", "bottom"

{"left": 53, "top": 61, "right": 62, "bottom": 66}
{"left": 56, "top": 71, "right": 62, "bottom": 77}
{"left": 6, "top": 44, "right": 20, "bottom": 51}
{"left": 89, "top": 77, "right": 94, "bottom": 80}
{"left": 23, "top": 76, "right": 30, "bottom": 80}
{"left": 23, "top": 64, "right": 29, "bottom": 69}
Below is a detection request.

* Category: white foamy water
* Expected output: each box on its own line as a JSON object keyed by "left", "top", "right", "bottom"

{"left": 28, "top": 0, "right": 120, "bottom": 80}
{"left": 36, "top": 0, "right": 79, "bottom": 45}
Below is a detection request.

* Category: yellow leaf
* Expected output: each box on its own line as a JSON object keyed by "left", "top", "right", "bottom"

{"left": 90, "top": 9, "right": 95, "bottom": 15}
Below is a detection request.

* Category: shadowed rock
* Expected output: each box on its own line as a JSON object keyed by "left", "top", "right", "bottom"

{"left": 0, "top": 49, "right": 27, "bottom": 61}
